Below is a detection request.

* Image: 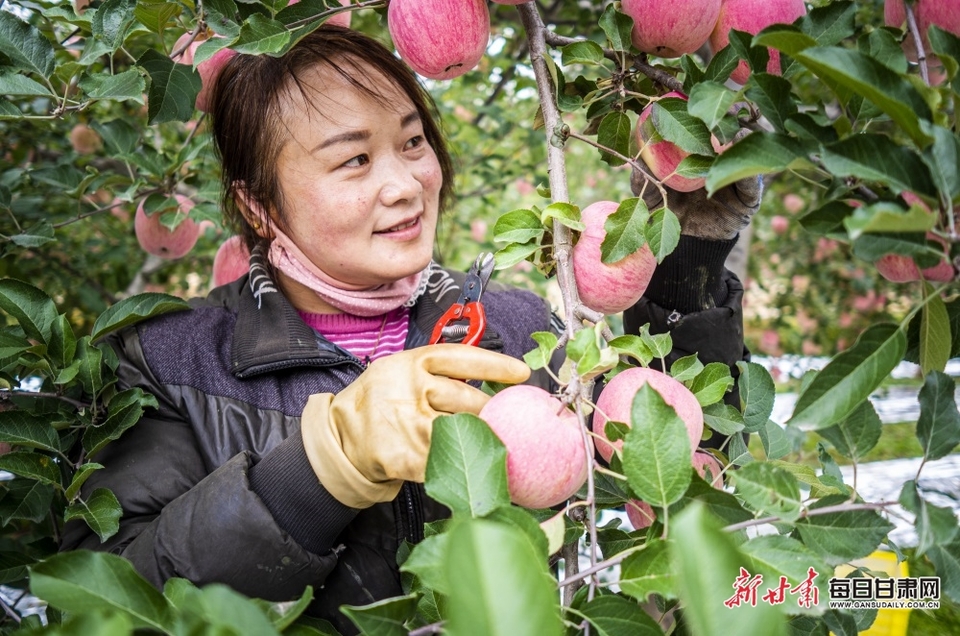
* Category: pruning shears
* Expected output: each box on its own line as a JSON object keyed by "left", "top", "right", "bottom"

{"left": 429, "top": 252, "right": 495, "bottom": 347}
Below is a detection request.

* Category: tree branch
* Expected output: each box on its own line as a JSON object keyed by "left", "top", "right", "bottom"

{"left": 0, "top": 389, "right": 89, "bottom": 411}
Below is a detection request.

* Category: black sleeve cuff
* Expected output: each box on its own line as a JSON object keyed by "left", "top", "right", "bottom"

{"left": 642, "top": 234, "right": 739, "bottom": 314}
{"left": 248, "top": 434, "right": 358, "bottom": 555}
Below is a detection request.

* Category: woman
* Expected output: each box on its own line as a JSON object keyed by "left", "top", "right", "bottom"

{"left": 60, "top": 25, "right": 759, "bottom": 634}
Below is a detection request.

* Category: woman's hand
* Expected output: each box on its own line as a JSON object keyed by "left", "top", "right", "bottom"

{"left": 301, "top": 344, "right": 531, "bottom": 508}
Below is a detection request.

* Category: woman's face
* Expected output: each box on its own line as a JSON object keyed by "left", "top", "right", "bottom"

{"left": 270, "top": 63, "right": 442, "bottom": 294}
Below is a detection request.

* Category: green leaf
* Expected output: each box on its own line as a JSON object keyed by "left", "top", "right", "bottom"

{"left": 91, "top": 293, "right": 190, "bottom": 342}
{"left": 0, "top": 71, "right": 53, "bottom": 96}
{"left": 599, "top": 4, "right": 633, "bottom": 53}
{"left": 922, "top": 122, "right": 960, "bottom": 200}
{"left": 737, "top": 361, "right": 776, "bottom": 432}
{"left": 0, "top": 11, "right": 55, "bottom": 77}
{"left": 134, "top": 0, "right": 183, "bottom": 36}
{"left": 540, "top": 202, "right": 583, "bottom": 232}
{"left": 702, "top": 402, "right": 746, "bottom": 436}
{"left": 746, "top": 74, "right": 798, "bottom": 134}
{"left": 493, "top": 241, "right": 540, "bottom": 270}
{"left": 820, "top": 135, "right": 936, "bottom": 198}
{"left": 927, "top": 536, "right": 960, "bottom": 603}
{"left": 0, "top": 477, "right": 53, "bottom": 524}
{"left": 444, "top": 518, "right": 563, "bottom": 636}
{"left": 799, "top": 0, "right": 857, "bottom": 46}
{"left": 646, "top": 206, "right": 681, "bottom": 263}
{"left": 523, "top": 331, "right": 558, "bottom": 371}
{"left": 9, "top": 220, "right": 55, "bottom": 249}
{"left": 621, "top": 384, "right": 692, "bottom": 507}
{"left": 768, "top": 460, "right": 842, "bottom": 499}
{"left": 706, "top": 132, "right": 808, "bottom": 194}
{"left": 842, "top": 200, "right": 935, "bottom": 240}
{"left": 64, "top": 463, "right": 104, "bottom": 501}
{"left": 76, "top": 337, "right": 106, "bottom": 398}
{"left": 792, "top": 46, "right": 932, "bottom": 147}
{"left": 424, "top": 413, "right": 510, "bottom": 517}
{"left": 788, "top": 324, "right": 906, "bottom": 430}
{"left": 670, "top": 502, "right": 787, "bottom": 636}
{"left": 0, "top": 451, "right": 61, "bottom": 486}
{"left": 341, "top": 593, "right": 417, "bottom": 636}
{"left": 638, "top": 324, "right": 672, "bottom": 360}
{"left": 64, "top": 488, "right": 122, "bottom": 542}
{"left": 688, "top": 362, "right": 735, "bottom": 407}
{"left": 493, "top": 209, "right": 545, "bottom": 244}
{"left": 649, "top": 98, "right": 713, "bottom": 156}
{"left": 48, "top": 313, "right": 77, "bottom": 369}
{"left": 688, "top": 81, "right": 737, "bottom": 131}
{"left": 579, "top": 594, "right": 663, "bottom": 636}
{"left": 78, "top": 69, "right": 146, "bottom": 102}
{"left": 0, "top": 551, "right": 35, "bottom": 585}
{"left": 728, "top": 461, "right": 803, "bottom": 522}
{"left": 899, "top": 480, "right": 959, "bottom": 557}
{"left": 608, "top": 335, "right": 653, "bottom": 367}
{"left": 0, "top": 410, "right": 60, "bottom": 453}
{"left": 233, "top": 15, "right": 291, "bottom": 55}
{"left": 670, "top": 354, "right": 703, "bottom": 383}
{"left": 562, "top": 40, "right": 604, "bottom": 66}
{"left": 740, "top": 534, "right": 831, "bottom": 594}
{"left": 399, "top": 532, "right": 450, "bottom": 595}
{"left": 795, "top": 496, "right": 896, "bottom": 566}
{"left": 920, "top": 287, "right": 951, "bottom": 375}
{"left": 601, "top": 198, "right": 648, "bottom": 264}
{"left": 138, "top": 48, "right": 202, "bottom": 124}
{"left": 29, "top": 550, "right": 173, "bottom": 631}
{"left": 916, "top": 370, "right": 960, "bottom": 462}
{"left": 597, "top": 111, "right": 632, "bottom": 166}
{"left": 91, "top": 0, "right": 138, "bottom": 51}
{"left": 758, "top": 419, "right": 792, "bottom": 460}
{"left": 619, "top": 539, "right": 677, "bottom": 603}
{"left": 817, "top": 400, "right": 882, "bottom": 462}
{"left": 0, "top": 278, "right": 58, "bottom": 346}
{"left": 83, "top": 390, "right": 154, "bottom": 457}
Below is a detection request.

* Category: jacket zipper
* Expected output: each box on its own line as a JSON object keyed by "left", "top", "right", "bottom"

{"left": 402, "top": 482, "right": 424, "bottom": 544}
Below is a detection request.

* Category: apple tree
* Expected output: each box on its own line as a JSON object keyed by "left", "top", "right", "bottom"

{"left": 0, "top": 1, "right": 958, "bottom": 635}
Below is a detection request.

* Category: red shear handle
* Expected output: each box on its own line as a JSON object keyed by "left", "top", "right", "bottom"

{"left": 429, "top": 302, "right": 487, "bottom": 346}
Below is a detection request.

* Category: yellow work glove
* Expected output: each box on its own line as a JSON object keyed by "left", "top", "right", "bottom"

{"left": 300, "top": 344, "right": 531, "bottom": 509}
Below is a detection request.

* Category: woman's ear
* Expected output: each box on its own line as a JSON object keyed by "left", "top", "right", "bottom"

{"left": 232, "top": 182, "right": 272, "bottom": 239}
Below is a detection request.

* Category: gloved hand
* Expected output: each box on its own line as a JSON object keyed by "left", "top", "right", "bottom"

{"left": 300, "top": 344, "right": 531, "bottom": 509}
{"left": 630, "top": 131, "right": 763, "bottom": 240}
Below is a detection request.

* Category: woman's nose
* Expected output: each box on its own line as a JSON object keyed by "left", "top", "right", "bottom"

{"left": 378, "top": 155, "right": 422, "bottom": 205}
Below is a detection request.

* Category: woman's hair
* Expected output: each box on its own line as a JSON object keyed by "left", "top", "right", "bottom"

{"left": 210, "top": 25, "right": 455, "bottom": 255}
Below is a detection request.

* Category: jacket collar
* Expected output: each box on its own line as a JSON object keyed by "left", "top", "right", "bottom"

{"left": 230, "top": 255, "right": 504, "bottom": 378}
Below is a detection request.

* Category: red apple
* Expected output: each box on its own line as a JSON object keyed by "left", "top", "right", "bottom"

{"left": 626, "top": 499, "right": 656, "bottom": 530}
{"left": 885, "top": 0, "right": 960, "bottom": 65}
{"left": 593, "top": 366, "right": 704, "bottom": 463}
{"left": 709, "top": 0, "right": 808, "bottom": 84}
{"left": 770, "top": 215, "right": 789, "bottom": 235}
{"left": 478, "top": 385, "right": 592, "bottom": 510}
{"left": 636, "top": 92, "right": 705, "bottom": 193}
{"left": 69, "top": 124, "right": 102, "bottom": 155}
{"left": 621, "top": 0, "right": 722, "bottom": 58}
{"left": 286, "top": 0, "right": 352, "bottom": 28}
{"left": 171, "top": 32, "right": 236, "bottom": 113}
{"left": 387, "top": 0, "right": 490, "bottom": 80}
{"left": 573, "top": 201, "right": 657, "bottom": 315}
{"left": 213, "top": 235, "right": 251, "bottom": 287}
{"left": 135, "top": 195, "right": 200, "bottom": 259}
{"left": 692, "top": 450, "right": 724, "bottom": 487}
{"left": 783, "top": 193, "right": 804, "bottom": 213}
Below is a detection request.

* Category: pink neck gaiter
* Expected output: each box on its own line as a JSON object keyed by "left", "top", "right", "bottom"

{"left": 267, "top": 223, "right": 427, "bottom": 317}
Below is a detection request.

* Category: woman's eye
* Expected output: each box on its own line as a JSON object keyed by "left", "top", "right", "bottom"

{"left": 343, "top": 154, "right": 369, "bottom": 167}
{"left": 405, "top": 135, "right": 425, "bottom": 150}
